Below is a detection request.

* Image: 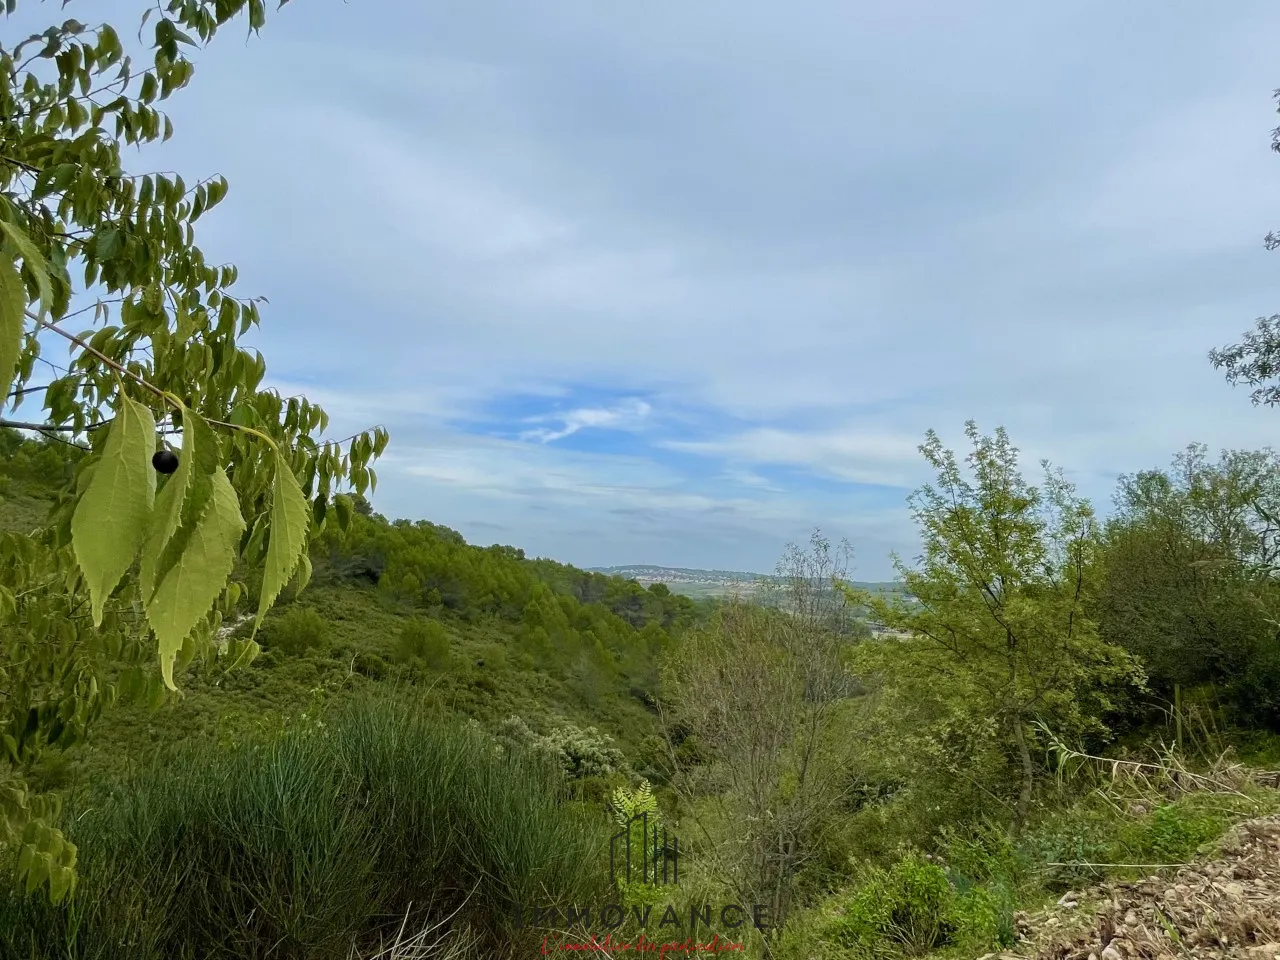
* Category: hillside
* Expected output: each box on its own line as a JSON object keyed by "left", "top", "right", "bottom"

{"left": 8, "top": 428, "right": 1280, "bottom": 960}
{"left": 0, "top": 428, "right": 705, "bottom": 796}
{"left": 590, "top": 563, "right": 906, "bottom": 600}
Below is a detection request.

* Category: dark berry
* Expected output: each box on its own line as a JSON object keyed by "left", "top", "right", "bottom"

{"left": 152, "top": 450, "right": 180, "bottom": 475}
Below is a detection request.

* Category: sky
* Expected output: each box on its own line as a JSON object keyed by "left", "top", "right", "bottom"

{"left": 14, "top": 0, "right": 1280, "bottom": 579}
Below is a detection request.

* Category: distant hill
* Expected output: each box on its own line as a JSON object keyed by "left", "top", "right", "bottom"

{"left": 589, "top": 564, "right": 906, "bottom": 601}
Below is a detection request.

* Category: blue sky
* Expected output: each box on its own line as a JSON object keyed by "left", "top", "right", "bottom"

{"left": 15, "top": 0, "right": 1280, "bottom": 579}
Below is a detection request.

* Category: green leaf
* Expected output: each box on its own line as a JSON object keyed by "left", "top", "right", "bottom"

{"left": 0, "top": 257, "right": 26, "bottom": 401}
{"left": 71, "top": 395, "right": 157, "bottom": 626}
{"left": 252, "top": 447, "right": 309, "bottom": 635}
{"left": 140, "top": 406, "right": 193, "bottom": 603}
{"left": 140, "top": 409, "right": 219, "bottom": 603}
{"left": 93, "top": 228, "right": 122, "bottom": 261}
{"left": 0, "top": 221, "right": 53, "bottom": 317}
{"left": 145, "top": 468, "right": 244, "bottom": 690}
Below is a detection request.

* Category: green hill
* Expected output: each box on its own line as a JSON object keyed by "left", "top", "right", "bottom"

{"left": 0, "top": 428, "right": 705, "bottom": 796}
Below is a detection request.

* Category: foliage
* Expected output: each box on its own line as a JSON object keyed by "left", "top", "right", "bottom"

{"left": 1210, "top": 313, "right": 1280, "bottom": 407}
{"left": 0, "top": 694, "right": 612, "bottom": 960}
{"left": 393, "top": 617, "right": 450, "bottom": 668}
{"left": 1208, "top": 90, "right": 1280, "bottom": 405}
{"left": 820, "top": 852, "right": 1011, "bottom": 959}
{"left": 496, "top": 714, "right": 626, "bottom": 780}
{"left": 0, "top": 0, "right": 390, "bottom": 897}
{"left": 1093, "top": 444, "right": 1280, "bottom": 727}
{"left": 611, "top": 777, "right": 659, "bottom": 827}
{"left": 266, "top": 605, "right": 329, "bottom": 657}
{"left": 663, "top": 533, "right": 865, "bottom": 933}
{"left": 853, "top": 422, "right": 1143, "bottom": 834}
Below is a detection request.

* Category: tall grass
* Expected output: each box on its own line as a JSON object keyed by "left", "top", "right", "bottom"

{"left": 0, "top": 695, "right": 612, "bottom": 960}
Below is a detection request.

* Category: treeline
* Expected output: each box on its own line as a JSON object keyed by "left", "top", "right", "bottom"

{"left": 0, "top": 428, "right": 84, "bottom": 497}
{"left": 316, "top": 505, "right": 698, "bottom": 645}
{"left": 1095, "top": 443, "right": 1280, "bottom": 729}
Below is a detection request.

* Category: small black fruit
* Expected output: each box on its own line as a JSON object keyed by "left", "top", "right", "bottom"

{"left": 152, "top": 449, "right": 179, "bottom": 475}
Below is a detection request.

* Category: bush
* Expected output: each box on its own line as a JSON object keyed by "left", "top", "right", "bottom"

{"left": 826, "top": 853, "right": 957, "bottom": 958}
{"left": 1117, "top": 797, "right": 1231, "bottom": 864}
{"left": 950, "top": 883, "right": 1016, "bottom": 949}
{"left": 351, "top": 651, "right": 390, "bottom": 680}
{"left": 267, "top": 606, "right": 329, "bottom": 656}
{"left": 938, "top": 821, "right": 1014, "bottom": 882}
{"left": 822, "top": 849, "right": 1015, "bottom": 960}
{"left": 0, "top": 695, "right": 612, "bottom": 960}
{"left": 496, "top": 715, "right": 626, "bottom": 779}
{"left": 393, "top": 618, "right": 450, "bottom": 668}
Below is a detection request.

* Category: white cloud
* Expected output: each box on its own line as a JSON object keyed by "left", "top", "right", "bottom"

{"left": 666, "top": 427, "right": 927, "bottom": 489}
{"left": 519, "top": 398, "right": 652, "bottom": 443}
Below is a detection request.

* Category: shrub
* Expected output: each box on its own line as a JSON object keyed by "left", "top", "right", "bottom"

{"left": 0, "top": 695, "right": 612, "bottom": 960}
{"left": 826, "top": 853, "right": 957, "bottom": 958}
{"left": 351, "top": 651, "right": 390, "bottom": 680}
{"left": 937, "top": 820, "right": 1020, "bottom": 887}
{"left": 949, "top": 882, "right": 1017, "bottom": 949}
{"left": 267, "top": 606, "right": 330, "bottom": 657}
{"left": 1117, "top": 797, "right": 1231, "bottom": 864}
{"left": 393, "top": 618, "right": 450, "bottom": 668}
{"left": 821, "top": 848, "right": 1015, "bottom": 960}
{"left": 496, "top": 715, "right": 626, "bottom": 780}
{"left": 1017, "top": 804, "right": 1116, "bottom": 891}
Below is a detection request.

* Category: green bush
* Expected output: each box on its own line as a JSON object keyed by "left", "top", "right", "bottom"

{"left": 937, "top": 819, "right": 1020, "bottom": 887}
{"left": 950, "top": 882, "right": 1017, "bottom": 949}
{"left": 351, "top": 651, "right": 390, "bottom": 680}
{"left": 822, "top": 849, "right": 1015, "bottom": 960}
{"left": 0, "top": 695, "right": 612, "bottom": 960}
{"left": 496, "top": 715, "right": 626, "bottom": 779}
{"left": 1017, "top": 804, "right": 1116, "bottom": 891}
{"left": 825, "top": 853, "right": 957, "bottom": 958}
{"left": 394, "top": 618, "right": 450, "bottom": 668}
{"left": 267, "top": 606, "right": 330, "bottom": 657}
{"left": 1118, "top": 798, "right": 1231, "bottom": 864}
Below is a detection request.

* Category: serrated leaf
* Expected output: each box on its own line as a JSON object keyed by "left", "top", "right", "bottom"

{"left": 0, "top": 257, "right": 25, "bottom": 401}
{"left": 146, "top": 468, "right": 244, "bottom": 690}
{"left": 0, "top": 221, "right": 52, "bottom": 317}
{"left": 291, "top": 552, "right": 312, "bottom": 595}
{"left": 252, "top": 447, "right": 309, "bottom": 635}
{"left": 140, "top": 409, "right": 218, "bottom": 603}
{"left": 71, "top": 395, "right": 156, "bottom": 626}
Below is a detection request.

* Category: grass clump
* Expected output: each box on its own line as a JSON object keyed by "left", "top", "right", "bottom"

{"left": 0, "top": 694, "right": 611, "bottom": 960}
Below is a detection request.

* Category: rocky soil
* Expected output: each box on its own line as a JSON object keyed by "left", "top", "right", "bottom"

{"left": 986, "top": 814, "right": 1280, "bottom": 960}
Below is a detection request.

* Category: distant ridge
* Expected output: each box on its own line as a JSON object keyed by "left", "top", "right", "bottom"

{"left": 590, "top": 564, "right": 904, "bottom": 600}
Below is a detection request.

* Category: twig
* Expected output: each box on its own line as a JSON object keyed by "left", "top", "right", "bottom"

{"left": 0, "top": 419, "right": 107, "bottom": 432}
{"left": 1044, "top": 861, "right": 1191, "bottom": 869}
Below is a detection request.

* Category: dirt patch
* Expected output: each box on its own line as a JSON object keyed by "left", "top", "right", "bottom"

{"left": 983, "top": 814, "right": 1280, "bottom": 960}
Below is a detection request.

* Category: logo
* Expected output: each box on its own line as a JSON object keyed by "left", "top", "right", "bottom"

{"left": 610, "top": 812, "right": 679, "bottom": 886}
{"left": 511, "top": 812, "right": 772, "bottom": 947}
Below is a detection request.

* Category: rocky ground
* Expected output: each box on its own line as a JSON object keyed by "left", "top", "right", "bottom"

{"left": 986, "top": 814, "right": 1280, "bottom": 960}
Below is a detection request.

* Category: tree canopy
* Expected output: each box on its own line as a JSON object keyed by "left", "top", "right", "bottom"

{"left": 855, "top": 423, "right": 1141, "bottom": 834}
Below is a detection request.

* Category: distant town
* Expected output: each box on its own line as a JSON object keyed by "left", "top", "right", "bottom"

{"left": 590, "top": 565, "right": 908, "bottom": 603}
